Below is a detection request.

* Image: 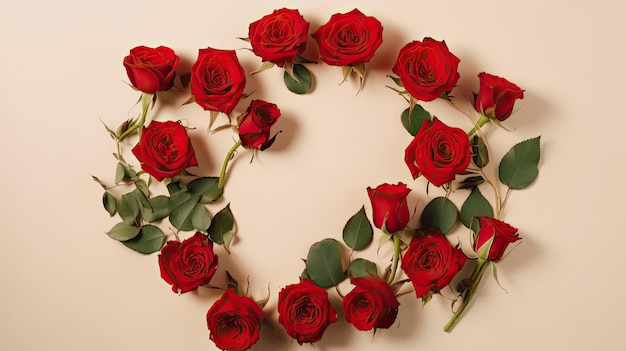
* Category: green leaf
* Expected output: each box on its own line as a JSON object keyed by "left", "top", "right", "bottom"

{"left": 102, "top": 191, "right": 117, "bottom": 217}
{"left": 169, "top": 196, "right": 200, "bottom": 231}
{"left": 284, "top": 63, "right": 312, "bottom": 95}
{"left": 460, "top": 187, "right": 493, "bottom": 233}
{"left": 191, "top": 203, "right": 212, "bottom": 232}
{"left": 114, "top": 162, "right": 137, "bottom": 183}
{"left": 208, "top": 204, "right": 234, "bottom": 245}
{"left": 401, "top": 104, "right": 431, "bottom": 136}
{"left": 347, "top": 258, "right": 378, "bottom": 278}
{"left": 122, "top": 225, "right": 166, "bottom": 254}
{"left": 305, "top": 238, "right": 346, "bottom": 288}
{"left": 300, "top": 268, "right": 310, "bottom": 280}
{"left": 499, "top": 136, "right": 541, "bottom": 190}
{"left": 118, "top": 192, "right": 140, "bottom": 225}
{"left": 421, "top": 197, "right": 459, "bottom": 234}
{"left": 106, "top": 222, "right": 141, "bottom": 241}
{"left": 187, "top": 177, "right": 223, "bottom": 204}
{"left": 141, "top": 195, "right": 170, "bottom": 222}
{"left": 342, "top": 206, "right": 374, "bottom": 251}
{"left": 135, "top": 179, "right": 150, "bottom": 198}
{"left": 472, "top": 135, "right": 489, "bottom": 168}
{"left": 167, "top": 180, "right": 186, "bottom": 196}
{"left": 457, "top": 176, "right": 485, "bottom": 190}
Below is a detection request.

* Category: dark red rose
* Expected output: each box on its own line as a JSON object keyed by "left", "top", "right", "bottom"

{"left": 123, "top": 45, "right": 179, "bottom": 94}
{"left": 158, "top": 232, "right": 218, "bottom": 294}
{"left": 312, "top": 8, "right": 383, "bottom": 66}
{"left": 248, "top": 8, "right": 309, "bottom": 66}
{"left": 342, "top": 277, "right": 400, "bottom": 331}
{"left": 277, "top": 279, "right": 337, "bottom": 344}
{"left": 392, "top": 38, "right": 460, "bottom": 101}
{"left": 237, "top": 99, "right": 281, "bottom": 150}
{"left": 191, "top": 48, "right": 246, "bottom": 115}
{"left": 474, "top": 72, "right": 525, "bottom": 121}
{"left": 131, "top": 120, "right": 198, "bottom": 181}
{"left": 401, "top": 228, "right": 467, "bottom": 298}
{"left": 404, "top": 117, "right": 470, "bottom": 186}
{"left": 367, "top": 182, "right": 411, "bottom": 234}
{"left": 206, "top": 289, "right": 263, "bottom": 351}
{"left": 474, "top": 216, "right": 521, "bottom": 261}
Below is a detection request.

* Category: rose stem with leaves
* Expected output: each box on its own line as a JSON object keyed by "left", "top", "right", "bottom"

{"left": 444, "top": 258, "right": 490, "bottom": 332}
{"left": 218, "top": 140, "right": 242, "bottom": 189}
{"left": 117, "top": 92, "right": 154, "bottom": 142}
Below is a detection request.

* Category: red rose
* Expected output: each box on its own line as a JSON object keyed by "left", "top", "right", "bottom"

{"left": 277, "top": 279, "right": 337, "bottom": 344}
{"left": 404, "top": 117, "right": 470, "bottom": 186}
{"left": 206, "top": 289, "right": 263, "bottom": 351}
{"left": 237, "top": 99, "right": 281, "bottom": 150}
{"left": 392, "top": 38, "right": 460, "bottom": 101}
{"left": 123, "top": 45, "right": 179, "bottom": 94}
{"left": 474, "top": 72, "right": 525, "bottom": 121}
{"left": 248, "top": 8, "right": 309, "bottom": 66}
{"left": 367, "top": 182, "right": 411, "bottom": 234}
{"left": 401, "top": 228, "right": 467, "bottom": 297}
{"left": 191, "top": 48, "right": 246, "bottom": 115}
{"left": 131, "top": 120, "right": 198, "bottom": 181}
{"left": 474, "top": 216, "right": 521, "bottom": 261}
{"left": 342, "top": 277, "right": 400, "bottom": 331}
{"left": 158, "top": 232, "right": 218, "bottom": 294}
{"left": 312, "top": 8, "right": 383, "bottom": 66}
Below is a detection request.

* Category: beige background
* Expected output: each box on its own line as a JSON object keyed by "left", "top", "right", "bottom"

{"left": 1, "top": 0, "right": 624, "bottom": 350}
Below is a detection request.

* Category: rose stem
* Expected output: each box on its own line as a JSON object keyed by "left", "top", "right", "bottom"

{"left": 387, "top": 234, "right": 402, "bottom": 285}
{"left": 118, "top": 92, "right": 153, "bottom": 142}
{"left": 443, "top": 259, "right": 490, "bottom": 332}
{"left": 218, "top": 140, "right": 242, "bottom": 189}
{"left": 467, "top": 114, "right": 490, "bottom": 137}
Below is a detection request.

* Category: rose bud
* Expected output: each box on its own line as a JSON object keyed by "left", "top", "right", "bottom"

{"left": 277, "top": 279, "right": 337, "bottom": 344}
{"left": 367, "top": 182, "right": 411, "bottom": 234}
{"left": 158, "top": 232, "right": 218, "bottom": 294}
{"left": 474, "top": 72, "right": 525, "bottom": 121}
{"left": 206, "top": 289, "right": 263, "bottom": 351}
{"left": 131, "top": 120, "right": 198, "bottom": 181}
{"left": 123, "top": 45, "right": 179, "bottom": 94}
{"left": 248, "top": 8, "right": 310, "bottom": 66}
{"left": 237, "top": 100, "right": 281, "bottom": 150}
{"left": 474, "top": 216, "right": 521, "bottom": 261}
{"left": 342, "top": 277, "right": 400, "bottom": 331}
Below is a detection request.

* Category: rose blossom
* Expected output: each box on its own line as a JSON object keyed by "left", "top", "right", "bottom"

{"left": 237, "top": 99, "right": 281, "bottom": 150}
{"left": 392, "top": 38, "right": 460, "bottom": 101}
{"left": 404, "top": 117, "right": 470, "bottom": 186}
{"left": 248, "top": 8, "right": 309, "bottom": 66}
{"left": 277, "top": 279, "right": 337, "bottom": 344}
{"left": 474, "top": 216, "right": 521, "bottom": 261}
{"left": 131, "top": 120, "right": 198, "bottom": 181}
{"left": 401, "top": 228, "right": 467, "bottom": 297}
{"left": 191, "top": 48, "right": 246, "bottom": 115}
{"left": 342, "top": 277, "right": 400, "bottom": 331}
{"left": 367, "top": 182, "right": 411, "bottom": 234}
{"left": 206, "top": 289, "right": 263, "bottom": 351}
{"left": 123, "top": 45, "right": 179, "bottom": 94}
{"left": 158, "top": 232, "right": 218, "bottom": 294}
{"left": 474, "top": 72, "right": 525, "bottom": 121}
{"left": 312, "top": 8, "right": 383, "bottom": 66}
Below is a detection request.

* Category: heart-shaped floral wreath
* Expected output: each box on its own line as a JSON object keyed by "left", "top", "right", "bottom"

{"left": 93, "top": 8, "right": 540, "bottom": 350}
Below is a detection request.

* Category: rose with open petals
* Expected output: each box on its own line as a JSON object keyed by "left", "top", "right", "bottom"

{"left": 404, "top": 117, "right": 470, "bottom": 186}
{"left": 367, "top": 182, "right": 411, "bottom": 234}
{"left": 277, "top": 279, "right": 337, "bottom": 344}
{"left": 206, "top": 289, "right": 263, "bottom": 351}
{"left": 392, "top": 38, "right": 460, "bottom": 101}
{"left": 191, "top": 48, "right": 246, "bottom": 115}
{"left": 401, "top": 228, "right": 467, "bottom": 298}
{"left": 342, "top": 277, "right": 400, "bottom": 331}
{"left": 123, "top": 45, "right": 179, "bottom": 94}
{"left": 312, "top": 8, "right": 383, "bottom": 66}
{"left": 474, "top": 216, "right": 521, "bottom": 261}
{"left": 237, "top": 99, "right": 281, "bottom": 150}
{"left": 158, "top": 232, "right": 218, "bottom": 294}
{"left": 131, "top": 120, "right": 198, "bottom": 181}
{"left": 475, "top": 72, "right": 525, "bottom": 121}
{"left": 248, "top": 8, "right": 309, "bottom": 66}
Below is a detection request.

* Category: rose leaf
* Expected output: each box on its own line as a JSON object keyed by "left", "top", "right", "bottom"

{"left": 305, "top": 238, "right": 346, "bottom": 288}
{"left": 401, "top": 104, "right": 431, "bottom": 136}
{"left": 122, "top": 225, "right": 165, "bottom": 254}
{"left": 342, "top": 206, "right": 374, "bottom": 251}
{"left": 208, "top": 203, "right": 234, "bottom": 245}
{"left": 283, "top": 63, "right": 312, "bottom": 95}
{"left": 106, "top": 222, "right": 141, "bottom": 241}
{"left": 421, "top": 197, "right": 459, "bottom": 234}
{"left": 498, "top": 136, "right": 541, "bottom": 190}
{"left": 347, "top": 258, "right": 378, "bottom": 278}
{"left": 460, "top": 187, "right": 493, "bottom": 233}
